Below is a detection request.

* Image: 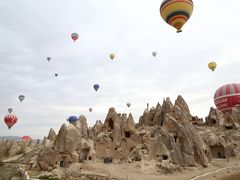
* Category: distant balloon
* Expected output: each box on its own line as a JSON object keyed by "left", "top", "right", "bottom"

{"left": 67, "top": 116, "right": 78, "bottom": 124}
{"left": 47, "top": 57, "right": 51, "bottom": 61}
{"left": 160, "top": 0, "right": 194, "bottom": 33}
{"left": 93, "top": 84, "right": 99, "bottom": 92}
{"left": 214, "top": 83, "right": 240, "bottom": 113}
{"left": 21, "top": 136, "right": 31, "bottom": 141}
{"left": 127, "top": 102, "right": 131, "bottom": 108}
{"left": 208, "top": 62, "right": 217, "bottom": 72}
{"left": 4, "top": 114, "right": 18, "bottom": 129}
{"left": 152, "top": 51, "right": 157, "bottom": 57}
{"left": 19, "top": 95, "right": 25, "bottom": 102}
{"left": 89, "top": 108, "right": 93, "bottom": 112}
{"left": 71, "top": 33, "right": 79, "bottom": 42}
{"left": 109, "top": 53, "right": 115, "bottom": 60}
{"left": 8, "top": 108, "right": 13, "bottom": 113}
{"left": 55, "top": 73, "right": 58, "bottom": 77}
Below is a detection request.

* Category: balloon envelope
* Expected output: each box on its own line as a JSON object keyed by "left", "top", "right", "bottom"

{"left": 47, "top": 57, "right": 51, "bottom": 61}
{"left": 67, "top": 116, "right": 78, "bottom": 124}
{"left": 21, "top": 136, "right": 31, "bottom": 141}
{"left": 4, "top": 114, "right": 18, "bottom": 129}
{"left": 127, "top": 103, "right": 131, "bottom": 108}
{"left": 93, "top": 84, "right": 99, "bottom": 91}
{"left": 71, "top": 33, "right": 79, "bottom": 42}
{"left": 214, "top": 83, "right": 240, "bottom": 113}
{"left": 152, "top": 51, "right": 157, "bottom": 57}
{"left": 55, "top": 73, "right": 58, "bottom": 77}
{"left": 19, "top": 95, "right": 25, "bottom": 102}
{"left": 208, "top": 62, "right": 217, "bottom": 71}
{"left": 89, "top": 108, "right": 93, "bottom": 112}
{"left": 8, "top": 108, "right": 13, "bottom": 113}
{"left": 160, "top": 0, "right": 194, "bottom": 33}
{"left": 109, "top": 53, "right": 115, "bottom": 60}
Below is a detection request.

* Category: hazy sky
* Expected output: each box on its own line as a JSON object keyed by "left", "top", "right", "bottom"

{"left": 0, "top": 0, "right": 239, "bottom": 139}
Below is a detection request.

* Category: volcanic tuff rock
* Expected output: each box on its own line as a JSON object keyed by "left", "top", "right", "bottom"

{"left": 2, "top": 95, "right": 240, "bottom": 176}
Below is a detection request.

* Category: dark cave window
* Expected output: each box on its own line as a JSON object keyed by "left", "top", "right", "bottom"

{"left": 174, "top": 136, "right": 177, "bottom": 142}
{"left": 60, "top": 161, "right": 64, "bottom": 167}
{"left": 124, "top": 131, "right": 131, "bottom": 138}
{"left": 109, "top": 119, "right": 114, "bottom": 130}
{"left": 163, "top": 155, "right": 168, "bottom": 160}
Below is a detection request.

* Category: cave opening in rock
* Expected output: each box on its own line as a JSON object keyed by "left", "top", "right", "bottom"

{"left": 109, "top": 119, "right": 114, "bottom": 130}
{"left": 60, "top": 160, "right": 64, "bottom": 167}
{"left": 163, "top": 155, "right": 168, "bottom": 160}
{"left": 210, "top": 145, "right": 226, "bottom": 159}
{"left": 124, "top": 131, "right": 131, "bottom": 138}
{"left": 174, "top": 135, "right": 178, "bottom": 142}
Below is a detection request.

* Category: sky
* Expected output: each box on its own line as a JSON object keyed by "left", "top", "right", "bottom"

{"left": 0, "top": 0, "right": 240, "bottom": 139}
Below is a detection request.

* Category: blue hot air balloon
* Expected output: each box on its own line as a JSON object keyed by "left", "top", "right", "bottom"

{"left": 67, "top": 116, "right": 78, "bottom": 124}
{"left": 93, "top": 84, "right": 99, "bottom": 92}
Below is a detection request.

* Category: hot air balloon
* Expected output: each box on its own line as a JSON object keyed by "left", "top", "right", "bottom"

{"left": 127, "top": 102, "right": 131, "bottom": 108}
{"left": 93, "top": 84, "right": 99, "bottom": 92}
{"left": 21, "top": 136, "right": 31, "bottom": 141}
{"left": 160, "top": 0, "right": 194, "bottom": 33}
{"left": 4, "top": 114, "right": 18, "bottom": 129}
{"left": 109, "top": 53, "right": 115, "bottom": 60}
{"left": 55, "top": 73, "right": 58, "bottom": 77}
{"left": 208, "top": 62, "right": 217, "bottom": 72}
{"left": 19, "top": 95, "right": 25, "bottom": 102}
{"left": 214, "top": 83, "right": 240, "bottom": 113}
{"left": 71, "top": 33, "right": 79, "bottom": 42}
{"left": 67, "top": 116, "right": 78, "bottom": 124}
{"left": 152, "top": 51, "right": 157, "bottom": 57}
{"left": 89, "top": 108, "right": 93, "bottom": 112}
{"left": 8, "top": 108, "right": 13, "bottom": 113}
{"left": 47, "top": 57, "right": 51, "bottom": 61}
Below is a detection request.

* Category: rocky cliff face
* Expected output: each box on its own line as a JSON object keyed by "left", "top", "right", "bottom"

{"left": 2, "top": 95, "right": 240, "bottom": 175}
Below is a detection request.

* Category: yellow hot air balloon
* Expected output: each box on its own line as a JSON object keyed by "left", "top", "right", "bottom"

{"left": 160, "top": 0, "right": 194, "bottom": 33}
{"left": 208, "top": 62, "right": 217, "bottom": 71}
{"left": 109, "top": 53, "right": 115, "bottom": 60}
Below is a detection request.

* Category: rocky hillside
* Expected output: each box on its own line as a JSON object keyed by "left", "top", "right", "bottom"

{"left": 1, "top": 95, "right": 240, "bottom": 175}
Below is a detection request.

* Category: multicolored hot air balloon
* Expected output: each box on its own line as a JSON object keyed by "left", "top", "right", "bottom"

{"left": 160, "top": 0, "right": 194, "bottom": 33}
{"left": 208, "top": 62, "right": 217, "bottom": 72}
{"left": 89, "top": 108, "right": 93, "bottom": 112}
{"left": 47, "top": 57, "right": 51, "bottom": 61}
{"left": 71, "top": 33, "right": 79, "bottom": 42}
{"left": 109, "top": 53, "right": 115, "bottom": 60}
{"left": 4, "top": 114, "right": 18, "bottom": 129}
{"left": 8, "top": 108, "right": 13, "bottom": 114}
{"left": 214, "top": 83, "right": 240, "bottom": 113}
{"left": 21, "top": 136, "right": 31, "bottom": 141}
{"left": 19, "top": 95, "right": 25, "bottom": 102}
{"left": 93, "top": 84, "right": 99, "bottom": 92}
{"left": 67, "top": 116, "right": 78, "bottom": 124}
{"left": 152, "top": 51, "right": 157, "bottom": 57}
{"left": 127, "top": 102, "right": 131, "bottom": 108}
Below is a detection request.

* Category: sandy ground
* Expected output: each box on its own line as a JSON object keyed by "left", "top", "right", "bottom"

{"left": 48, "top": 158, "right": 240, "bottom": 180}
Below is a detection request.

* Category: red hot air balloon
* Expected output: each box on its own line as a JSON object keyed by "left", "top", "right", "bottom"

{"left": 214, "top": 83, "right": 240, "bottom": 113}
{"left": 21, "top": 136, "right": 31, "bottom": 141}
{"left": 71, "top": 33, "right": 79, "bottom": 42}
{"left": 4, "top": 114, "right": 18, "bottom": 129}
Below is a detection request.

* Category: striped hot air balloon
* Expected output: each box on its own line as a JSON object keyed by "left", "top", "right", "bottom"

{"left": 160, "top": 0, "right": 194, "bottom": 33}
{"left": 214, "top": 83, "right": 240, "bottom": 113}
{"left": 4, "top": 114, "right": 18, "bottom": 129}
